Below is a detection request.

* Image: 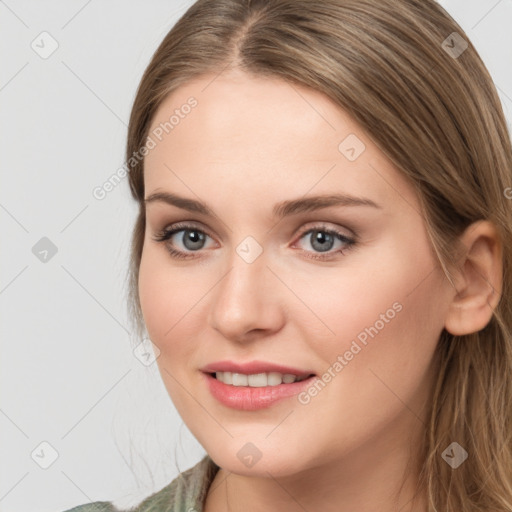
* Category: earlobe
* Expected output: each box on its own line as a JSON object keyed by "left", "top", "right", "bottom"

{"left": 444, "top": 220, "right": 503, "bottom": 336}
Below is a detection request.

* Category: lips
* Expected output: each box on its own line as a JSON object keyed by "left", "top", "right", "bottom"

{"left": 200, "top": 360, "right": 315, "bottom": 379}
{"left": 202, "top": 372, "right": 318, "bottom": 410}
{"left": 199, "top": 360, "right": 318, "bottom": 410}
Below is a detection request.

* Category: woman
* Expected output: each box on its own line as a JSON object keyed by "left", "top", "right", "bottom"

{"left": 66, "top": 0, "right": 512, "bottom": 510}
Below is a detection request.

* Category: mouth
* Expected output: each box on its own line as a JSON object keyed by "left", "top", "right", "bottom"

{"left": 202, "top": 371, "right": 318, "bottom": 411}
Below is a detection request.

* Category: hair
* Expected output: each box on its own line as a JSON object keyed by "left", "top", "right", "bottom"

{"left": 124, "top": 0, "right": 512, "bottom": 510}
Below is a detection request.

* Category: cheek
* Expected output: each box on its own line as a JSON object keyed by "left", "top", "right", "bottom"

{"left": 292, "top": 238, "right": 447, "bottom": 396}
{"left": 138, "top": 248, "right": 207, "bottom": 412}
{"left": 311, "top": 266, "right": 446, "bottom": 426}
{"left": 138, "top": 246, "right": 203, "bottom": 356}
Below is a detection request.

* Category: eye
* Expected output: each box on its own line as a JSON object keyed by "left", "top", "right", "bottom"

{"left": 152, "top": 222, "right": 357, "bottom": 261}
{"left": 152, "top": 223, "right": 216, "bottom": 260}
{"left": 293, "top": 225, "right": 356, "bottom": 260}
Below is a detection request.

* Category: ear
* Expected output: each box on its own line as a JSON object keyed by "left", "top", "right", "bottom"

{"left": 444, "top": 220, "right": 503, "bottom": 336}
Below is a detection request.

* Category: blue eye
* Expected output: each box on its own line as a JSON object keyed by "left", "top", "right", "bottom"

{"left": 152, "top": 224, "right": 213, "bottom": 260}
{"left": 294, "top": 227, "right": 356, "bottom": 260}
{"left": 152, "top": 223, "right": 357, "bottom": 261}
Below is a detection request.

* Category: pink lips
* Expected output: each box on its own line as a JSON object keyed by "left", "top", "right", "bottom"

{"left": 200, "top": 360, "right": 317, "bottom": 411}
{"left": 200, "top": 360, "right": 314, "bottom": 378}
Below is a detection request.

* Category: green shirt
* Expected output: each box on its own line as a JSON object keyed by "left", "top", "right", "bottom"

{"left": 63, "top": 455, "right": 220, "bottom": 512}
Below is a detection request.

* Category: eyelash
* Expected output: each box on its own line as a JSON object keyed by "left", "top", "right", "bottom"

{"left": 151, "top": 222, "right": 357, "bottom": 261}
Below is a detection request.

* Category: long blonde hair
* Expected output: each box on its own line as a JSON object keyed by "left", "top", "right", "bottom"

{"left": 125, "top": 1, "right": 512, "bottom": 509}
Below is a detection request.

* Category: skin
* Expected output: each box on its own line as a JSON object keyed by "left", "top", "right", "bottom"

{"left": 138, "top": 68, "right": 502, "bottom": 512}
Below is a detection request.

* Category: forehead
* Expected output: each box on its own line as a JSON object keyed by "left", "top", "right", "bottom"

{"left": 147, "top": 70, "right": 355, "bottom": 161}
{"left": 143, "top": 70, "right": 416, "bottom": 214}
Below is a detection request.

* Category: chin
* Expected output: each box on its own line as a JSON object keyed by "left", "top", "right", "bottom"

{"left": 205, "top": 440, "right": 312, "bottom": 478}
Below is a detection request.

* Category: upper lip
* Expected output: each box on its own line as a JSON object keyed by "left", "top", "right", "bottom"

{"left": 200, "top": 360, "right": 315, "bottom": 378}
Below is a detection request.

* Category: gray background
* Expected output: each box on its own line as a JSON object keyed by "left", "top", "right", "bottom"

{"left": 1, "top": 1, "right": 511, "bottom": 511}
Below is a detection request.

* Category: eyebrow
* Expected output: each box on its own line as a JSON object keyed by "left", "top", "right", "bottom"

{"left": 144, "top": 191, "right": 381, "bottom": 218}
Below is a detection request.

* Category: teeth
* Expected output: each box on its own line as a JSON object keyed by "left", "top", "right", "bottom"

{"left": 214, "top": 371, "right": 310, "bottom": 387}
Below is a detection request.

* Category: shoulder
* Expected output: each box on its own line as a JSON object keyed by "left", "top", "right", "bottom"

{"left": 60, "top": 455, "right": 219, "bottom": 512}
{"left": 134, "top": 454, "right": 220, "bottom": 511}
{"left": 61, "top": 502, "right": 119, "bottom": 512}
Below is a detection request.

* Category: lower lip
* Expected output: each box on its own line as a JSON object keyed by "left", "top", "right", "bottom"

{"left": 202, "top": 372, "right": 317, "bottom": 411}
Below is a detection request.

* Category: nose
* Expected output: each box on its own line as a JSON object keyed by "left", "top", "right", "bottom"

{"left": 207, "top": 246, "right": 286, "bottom": 343}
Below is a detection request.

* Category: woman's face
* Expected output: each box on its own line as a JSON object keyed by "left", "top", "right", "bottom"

{"left": 139, "top": 69, "right": 454, "bottom": 477}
